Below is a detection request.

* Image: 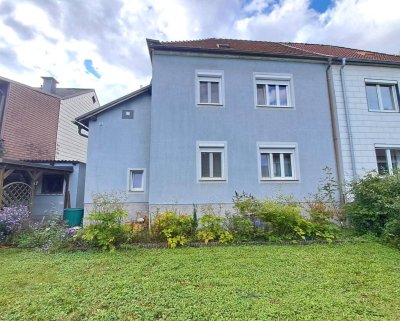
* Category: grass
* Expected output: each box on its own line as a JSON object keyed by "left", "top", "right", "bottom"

{"left": 0, "top": 242, "right": 400, "bottom": 321}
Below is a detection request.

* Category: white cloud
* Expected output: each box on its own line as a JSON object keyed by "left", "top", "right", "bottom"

{"left": 0, "top": 0, "right": 399, "bottom": 105}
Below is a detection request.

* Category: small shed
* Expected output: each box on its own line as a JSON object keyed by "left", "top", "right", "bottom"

{"left": 0, "top": 159, "right": 74, "bottom": 218}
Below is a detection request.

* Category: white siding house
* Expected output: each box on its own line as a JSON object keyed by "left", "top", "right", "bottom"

{"left": 331, "top": 64, "right": 400, "bottom": 182}
{"left": 56, "top": 91, "right": 100, "bottom": 162}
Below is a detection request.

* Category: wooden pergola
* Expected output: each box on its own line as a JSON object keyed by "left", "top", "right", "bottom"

{"left": 0, "top": 159, "right": 73, "bottom": 210}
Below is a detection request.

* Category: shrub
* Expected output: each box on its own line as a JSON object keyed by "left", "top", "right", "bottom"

{"left": 232, "top": 191, "right": 260, "bottom": 216}
{"left": 13, "top": 217, "right": 75, "bottom": 252}
{"left": 196, "top": 214, "right": 233, "bottom": 244}
{"left": 125, "top": 219, "right": 151, "bottom": 244}
{"left": 255, "top": 200, "right": 339, "bottom": 242}
{"left": 0, "top": 206, "right": 30, "bottom": 242}
{"left": 225, "top": 215, "right": 255, "bottom": 242}
{"left": 383, "top": 219, "right": 400, "bottom": 249}
{"left": 81, "top": 193, "right": 128, "bottom": 251}
{"left": 152, "top": 211, "right": 194, "bottom": 248}
{"left": 304, "top": 167, "right": 343, "bottom": 225}
{"left": 345, "top": 171, "right": 400, "bottom": 235}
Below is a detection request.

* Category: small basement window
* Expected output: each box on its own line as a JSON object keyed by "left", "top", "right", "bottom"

{"left": 128, "top": 169, "right": 145, "bottom": 192}
{"left": 41, "top": 174, "right": 64, "bottom": 194}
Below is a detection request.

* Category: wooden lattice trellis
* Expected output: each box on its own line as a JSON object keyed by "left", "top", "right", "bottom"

{"left": 2, "top": 182, "right": 32, "bottom": 208}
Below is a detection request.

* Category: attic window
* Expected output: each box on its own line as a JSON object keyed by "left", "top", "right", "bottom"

{"left": 217, "top": 43, "right": 230, "bottom": 49}
{"left": 356, "top": 51, "right": 373, "bottom": 56}
{"left": 92, "top": 96, "right": 96, "bottom": 103}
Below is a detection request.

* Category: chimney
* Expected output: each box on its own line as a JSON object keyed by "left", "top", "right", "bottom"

{"left": 41, "top": 76, "right": 58, "bottom": 94}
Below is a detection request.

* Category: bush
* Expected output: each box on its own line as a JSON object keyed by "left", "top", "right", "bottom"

{"left": 257, "top": 200, "right": 338, "bottom": 241}
{"left": 196, "top": 214, "right": 233, "bottom": 244}
{"left": 304, "top": 167, "right": 343, "bottom": 225}
{"left": 152, "top": 211, "right": 194, "bottom": 248}
{"left": 383, "top": 219, "right": 400, "bottom": 249}
{"left": 345, "top": 171, "right": 400, "bottom": 235}
{"left": 0, "top": 206, "right": 30, "bottom": 242}
{"left": 232, "top": 191, "right": 260, "bottom": 216}
{"left": 13, "top": 217, "right": 75, "bottom": 252}
{"left": 81, "top": 193, "right": 128, "bottom": 251}
{"left": 225, "top": 215, "right": 255, "bottom": 242}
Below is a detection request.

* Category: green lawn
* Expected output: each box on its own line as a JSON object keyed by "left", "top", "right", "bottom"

{"left": 0, "top": 242, "right": 400, "bottom": 321}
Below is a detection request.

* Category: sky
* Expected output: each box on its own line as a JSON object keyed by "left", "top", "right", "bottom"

{"left": 0, "top": 0, "right": 399, "bottom": 105}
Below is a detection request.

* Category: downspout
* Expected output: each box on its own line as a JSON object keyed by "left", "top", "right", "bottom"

{"left": 340, "top": 58, "right": 357, "bottom": 180}
{"left": 326, "top": 58, "right": 345, "bottom": 203}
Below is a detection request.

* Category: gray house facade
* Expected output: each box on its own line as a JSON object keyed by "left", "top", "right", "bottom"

{"left": 77, "top": 39, "right": 340, "bottom": 219}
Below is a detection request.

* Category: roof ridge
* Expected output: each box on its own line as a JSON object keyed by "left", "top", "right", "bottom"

{"left": 158, "top": 37, "right": 291, "bottom": 45}
{"left": 280, "top": 42, "right": 333, "bottom": 58}
{"left": 285, "top": 42, "right": 400, "bottom": 58}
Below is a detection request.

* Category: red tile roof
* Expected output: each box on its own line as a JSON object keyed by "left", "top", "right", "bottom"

{"left": 148, "top": 38, "right": 400, "bottom": 63}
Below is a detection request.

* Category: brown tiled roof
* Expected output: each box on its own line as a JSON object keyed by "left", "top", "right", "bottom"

{"left": 286, "top": 43, "right": 400, "bottom": 62}
{"left": 148, "top": 38, "right": 400, "bottom": 63}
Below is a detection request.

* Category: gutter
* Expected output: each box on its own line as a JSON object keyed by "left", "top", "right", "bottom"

{"left": 326, "top": 58, "right": 345, "bottom": 203}
{"left": 340, "top": 58, "right": 357, "bottom": 180}
{"left": 72, "top": 120, "right": 89, "bottom": 138}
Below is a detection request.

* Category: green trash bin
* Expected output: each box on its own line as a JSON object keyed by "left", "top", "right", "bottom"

{"left": 63, "top": 208, "right": 84, "bottom": 227}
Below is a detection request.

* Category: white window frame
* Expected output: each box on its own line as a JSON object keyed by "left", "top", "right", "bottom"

{"left": 365, "top": 79, "right": 399, "bottom": 112}
{"left": 128, "top": 168, "right": 146, "bottom": 192}
{"left": 254, "top": 73, "right": 295, "bottom": 109}
{"left": 374, "top": 144, "right": 400, "bottom": 175}
{"left": 196, "top": 141, "right": 227, "bottom": 182}
{"left": 257, "top": 142, "right": 300, "bottom": 181}
{"left": 196, "top": 70, "right": 224, "bottom": 107}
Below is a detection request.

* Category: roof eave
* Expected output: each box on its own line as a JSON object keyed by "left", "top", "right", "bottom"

{"left": 75, "top": 84, "right": 152, "bottom": 126}
{"left": 150, "top": 45, "right": 330, "bottom": 62}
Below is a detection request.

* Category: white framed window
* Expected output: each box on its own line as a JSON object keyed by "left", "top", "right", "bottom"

{"left": 128, "top": 168, "right": 145, "bottom": 192}
{"left": 197, "top": 141, "right": 227, "bottom": 181}
{"left": 196, "top": 70, "right": 224, "bottom": 106}
{"left": 375, "top": 147, "right": 400, "bottom": 175}
{"left": 254, "top": 73, "right": 294, "bottom": 108}
{"left": 365, "top": 80, "right": 399, "bottom": 112}
{"left": 257, "top": 143, "right": 299, "bottom": 181}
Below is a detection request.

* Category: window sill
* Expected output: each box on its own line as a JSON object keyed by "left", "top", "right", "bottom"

{"left": 259, "top": 178, "right": 299, "bottom": 182}
{"left": 256, "top": 105, "right": 294, "bottom": 109}
{"left": 197, "top": 103, "right": 224, "bottom": 107}
{"left": 368, "top": 109, "right": 399, "bottom": 113}
{"left": 128, "top": 189, "right": 144, "bottom": 193}
{"left": 198, "top": 178, "right": 227, "bottom": 182}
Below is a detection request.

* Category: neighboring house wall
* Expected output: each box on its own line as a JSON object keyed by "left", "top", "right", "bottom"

{"left": 2, "top": 82, "right": 60, "bottom": 160}
{"left": 84, "top": 93, "right": 151, "bottom": 217}
{"left": 56, "top": 92, "right": 99, "bottom": 162}
{"left": 68, "top": 162, "right": 86, "bottom": 208}
{"left": 331, "top": 65, "right": 400, "bottom": 181}
{"left": 148, "top": 52, "right": 337, "bottom": 209}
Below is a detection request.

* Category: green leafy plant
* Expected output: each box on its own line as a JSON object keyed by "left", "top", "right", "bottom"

{"left": 13, "top": 217, "right": 74, "bottom": 252}
{"left": 81, "top": 193, "right": 128, "bottom": 251}
{"left": 196, "top": 214, "right": 233, "bottom": 244}
{"left": 225, "top": 215, "right": 255, "bottom": 242}
{"left": 232, "top": 191, "right": 260, "bottom": 216}
{"left": 152, "top": 211, "right": 193, "bottom": 247}
{"left": 255, "top": 199, "right": 339, "bottom": 242}
{"left": 304, "top": 167, "right": 343, "bottom": 225}
{"left": 345, "top": 171, "right": 400, "bottom": 235}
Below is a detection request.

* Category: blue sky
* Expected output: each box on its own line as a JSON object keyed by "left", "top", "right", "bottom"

{"left": 0, "top": 0, "right": 399, "bottom": 104}
{"left": 310, "top": 0, "right": 332, "bottom": 12}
